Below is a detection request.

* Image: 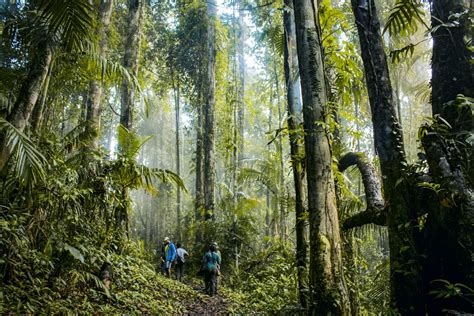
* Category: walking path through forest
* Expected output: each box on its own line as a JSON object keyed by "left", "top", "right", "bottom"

{"left": 182, "top": 280, "right": 230, "bottom": 314}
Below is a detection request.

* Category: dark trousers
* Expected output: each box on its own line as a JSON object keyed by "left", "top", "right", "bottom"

{"left": 205, "top": 270, "right": 218, "bottom": 296}
{"left": 175, "top": 262, "right": 185, "bottom": 281}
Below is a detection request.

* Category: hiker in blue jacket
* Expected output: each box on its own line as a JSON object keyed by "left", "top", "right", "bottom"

{"left": 202, "top": 243, "right": 221, "bottom": 296}
{"left": 163, "top": 237, "right": 176, "bottom": 278}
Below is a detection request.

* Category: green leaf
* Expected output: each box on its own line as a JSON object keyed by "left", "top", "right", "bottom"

{"left": 64, "top": 244, "right": 85, "bottom": 263}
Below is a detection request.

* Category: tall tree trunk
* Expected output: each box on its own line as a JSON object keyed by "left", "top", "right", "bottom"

{"left": 31, "top": 58, "right": 54, "bottom": 133}
{"left": 431, "top": 0, "right": 473, "bottom": 132}
{"left": 273, "top": 48, "right": 287, "bottom": 241}
{"left": 292, "top": 0, "right": 350, "bottom": 313}
{"left": 203, "top": 0, "right": 217, "bottom": 219}
{"left": 350, "top": 0, "right": 423, "bottom": 313}
{"left": 85, "top": 0, "right": 114, "bottom": 147}
{"left": 266, "top": 105, "right": 273, "bottom": 237}
{"left": 422, "top": 0, "right": 474, "bottom": 312}
{"left": 174, "top": 80, "right": 182, "bottom": 241}
{"left": 117, "top": 0, "right": 142, "bottom": 238}
{"left": 195, "top": 96, "right": 205, "bottom": 221}
{"left": 120, "top": 0, "right": 143, "bottom": 130}
{"left": 237, "top": 0, "right": 245, "bottom": 172}
{"left": 0, "top": 39, "right": 52, "bottom": 171}
{"left": 283, "top": 0, "right": 308, "bottom": 307}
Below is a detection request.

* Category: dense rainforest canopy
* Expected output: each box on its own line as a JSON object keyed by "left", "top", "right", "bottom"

{"left": 0, "top": 0, "right": 472, "bottom": 314}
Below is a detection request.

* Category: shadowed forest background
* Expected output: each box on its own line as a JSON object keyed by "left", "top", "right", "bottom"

{"left": 0, "top": 0, "right": 472, "bottom": 314}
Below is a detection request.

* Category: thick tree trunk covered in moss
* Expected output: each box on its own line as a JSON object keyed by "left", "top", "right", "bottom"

{"left": 203, "top": 0, "right": 217, "bottom": 219}
{"left": 422, "top": 1, "right": 474, "bottom": 312}
{"left": 120, "top": 0, "right": 143, "bottom": 130}
{"left": 421, "top": 128, "right": 474, "bottom": 313}
{"left": 292, "top": 0, "right": 350, "bottom": 313}
{"left": 283, "top": 0, "right": 308, "bottom": 307}
{"left": 85, "top": 0, "right": 114, "bottom": 147}
{"left": 117, "top": 0, "right": 142, "bottom": 237}
{"left": 431, "top": 0, "right": 473, "bottom": 132}
{"left": 350, "top": 0, "right": 423, "bottom": 313}
{"left": 0, "top": 39, "right": 52, "bottom": 171}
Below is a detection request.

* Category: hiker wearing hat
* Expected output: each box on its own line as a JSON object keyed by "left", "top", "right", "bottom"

{"left": 163, "top": 237, "right": 176, "bottom": 278}
{"left": 202, "top": 242, "right": 221, "bottom": 296}
{"left": 211, "top": 242, "right": 221, "bottom": 293}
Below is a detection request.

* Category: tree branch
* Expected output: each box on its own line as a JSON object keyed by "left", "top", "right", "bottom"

{"left": 339, "top": 152, "right": 387, "bottom": 229}
{"left": 342, "top": 206, "right": 387, "bottom": 230}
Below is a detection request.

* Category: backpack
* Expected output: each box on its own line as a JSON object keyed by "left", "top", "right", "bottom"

{"left": 205, "top": 252, "right": 219, "bottom": 272}
{"left": 177, "top": 255, "right": 184, "bottom": 264}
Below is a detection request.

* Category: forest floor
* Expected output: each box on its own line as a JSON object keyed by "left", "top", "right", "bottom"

{"left": 181, "top": 279, "right": 231, "bottom": 314}
{"left": 1, "top": 252, "right": 246, "bottom": 314}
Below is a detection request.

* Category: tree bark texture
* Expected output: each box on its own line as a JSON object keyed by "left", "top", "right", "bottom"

{"left": 272, "top": 48, "right": 287, "bottom": 240}
{"left": 292, "top": 0, "right": 350, "bottom": 313}
{"left": 283, "top": 0, "right": 308, "bottom": 308}
{"left": 423, "top": 1, "right": 474, "bottom": 311}
{"left": 195, "top": 98, "right": 204, "bottom": 220}
{"left": 431, "top": 0, "right": 473, "bottom": 132}
{"left": 350, "top": 0, "right": 423, "bottom": 313}
{"left": 120, "top": 0, "right": 143, "bottom": 130}
{"left": 0, "top": 39, "right": 52, "bottom": 171}
{"left": 203, "top": 0, "right": 217, "bottom": 218}
{"left": 421, "top": 129, "right": 474, "bottom": 313}
{"left": 86, "top": 0, "right": 114, "bottom": 147}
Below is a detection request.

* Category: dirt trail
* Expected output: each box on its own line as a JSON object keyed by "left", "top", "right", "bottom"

{"left": 183, "top": 280, "right": 230, "bottom": 314}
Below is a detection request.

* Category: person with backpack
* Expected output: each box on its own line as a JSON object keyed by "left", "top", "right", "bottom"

{"left": 158, "top": 240, "right": 167, "bottom": 275}
{"left": 202, "top": 243, "right": 221, "bottom": 296}
{"left": 163, "top": 237, "right": 176, "bottom": 278}
{"left": 211, "top": 242, "right": 221, "bottom": 292}
{"left": 175, "top": 243, "right": 189, "bottom": 282}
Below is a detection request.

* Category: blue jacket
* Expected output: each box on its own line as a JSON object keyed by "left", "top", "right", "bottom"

{"left": 165, "top": 242, "right": 176, "bottom": 262}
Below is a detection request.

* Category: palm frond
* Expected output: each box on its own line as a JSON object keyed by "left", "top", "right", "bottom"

{"left": 383, "top": 0, "right": 428, "bottom": 37}
{"left": 239, "top": 167, "right": 277, "bottom": 193}
{"left": 0, "top": 118, "right": 47, "bottom": 184}
{"left": 80, "top": 41, "right": 150, "bottom": 113}
{"left": 151, "top": 168, "right": 188, "bottom": 193}
{"left": 409, "top": 81, "right": 431, "bottom": 104}
{"left": 36, "top": 0, "right": 95, "bottom": 51}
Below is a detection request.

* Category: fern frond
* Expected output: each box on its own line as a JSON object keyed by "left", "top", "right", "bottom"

{"left": 117, "top": 124, "right": 154, "bottom": 160}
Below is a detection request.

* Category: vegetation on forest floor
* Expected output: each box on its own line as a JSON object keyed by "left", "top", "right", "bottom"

{"left": 1, "top": 242, "right": 232, "bottom": 314}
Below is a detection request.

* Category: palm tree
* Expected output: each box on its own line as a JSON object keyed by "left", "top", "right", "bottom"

{"left": 0, "top": 0, "right": 95, "bottom": 170}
